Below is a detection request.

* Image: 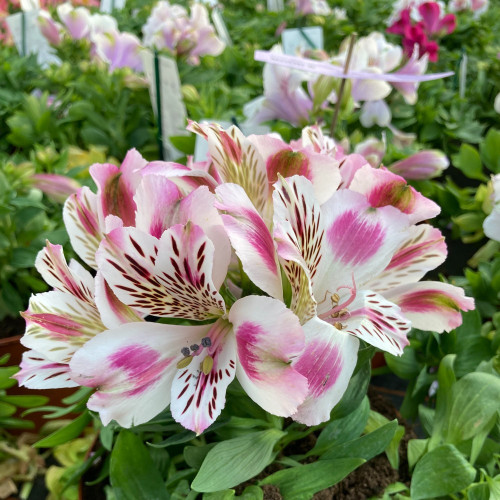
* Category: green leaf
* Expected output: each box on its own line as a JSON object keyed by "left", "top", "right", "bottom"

{"left": 0, "top": 401, "right": 16, "bottom": 417}
{"left": 452, "top": 144, "right": 486, "bottom": 181}
{"left": 480, "top": 128, "right": 500, "bottom": 173}
{"left": 407, "top": 439, "right": 428, "bottom": 470}
{"left": 0, "top": 366, "right": 19, "bottom": 389}
{"left": 203, "top": 491, "right": 234, "bottom": 500}
{"left": 191, "top": 429, "right": 285, "bottom": 493}
{"left": 321, "top": 420, "right": 398, "bottom": 462}
{"left": 34, "top": 411, "right": 92, "bottom": 448}
{"left": 311, "top": 396, "right": 370, "bottom": 456}
{"left": 238, "top": 485, "right": 263, "bottom": 500}
{"left": 184, "top": 444, "right": 217, "bottom": 470}
{"left": 410, "top": 444, "right": 476, "bottom": 500}
{"left": 330, "top": 360, "right": 370, "bottom": 420}
{"left": 1, "top": 395, "right": 49, "bottom": 408}
{"left": 260, "top": 458, "right": 364, "bottom": 500}
{"left": 445, "top": 372, "right": 500, "bottom": 444}
{"left": 467, "top": 482, "right": 490, "bottom": 500}
{"left": 385, "top": 348, "right": 421, "bottom": 380}
{"left": 110, "top": 430, "right": 167, "bottom": 500}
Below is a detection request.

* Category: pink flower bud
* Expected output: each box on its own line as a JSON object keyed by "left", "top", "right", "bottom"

{"left": 389, "top": 150, "right": 449, "bottom": 180}
{"left": 32, "top": 174, "right": 81, "bottom": 203}
{"left": 38, "top": 10, "right": 62, "bottom": 46}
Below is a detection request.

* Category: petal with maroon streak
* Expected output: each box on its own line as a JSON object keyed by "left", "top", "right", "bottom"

{"left": 365, "top": 224, "right": 447, "bottom": 292}
{"left": 292, "top": 316, "right": 359, "bottom": 425}
{"left": 229, "top": 296, "right": 308, "bottom": 417}
{"left": 383, "top": 281, "right": 475, "bottom": 333}
{"left": 171, "top": 320, "right": 236, "bottom": 435}
{"left": 215, "top": 183, "right": 282, "bottom": 300}
{"left": 63, "top": 187, "right": 103, "bottom": 269}
{"left": 14, "top": 350, "right": 78, "bottom": 389}
{"left": 70, "top": 322, "right": 205, "bottom": 427}
{"left": 21, "top": 291, "right": 106, "bottom": 364}
{"left": 338, "top": 291, "right": 411, "bottom": 356}
{"left": 35, "top": 242, "right": 95, "bottom": 304}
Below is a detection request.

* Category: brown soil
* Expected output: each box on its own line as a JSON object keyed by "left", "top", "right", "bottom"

{"left": 240, "top": 386, "right": 415, "bottom": 500}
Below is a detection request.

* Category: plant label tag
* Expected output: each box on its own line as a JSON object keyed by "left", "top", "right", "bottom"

{"left": 6, "top": 11, "right": 61, "bottom": 67}
{"left": 267, "top": 0, "right": 284, "bottom": 12}
{"left": 211, "top": 8, "right": 232, "bottom": 46}
{"left": 282, "top": 27, "right": 323, "bottom": 55}
{"left": 141, "top": 50, "right": 188, "bottom": 160}
{"left": 194, "top": 120, "right": 232, "bottom": 163}
{"left": 100, "top": 0, "right": 126, "bottom": 13}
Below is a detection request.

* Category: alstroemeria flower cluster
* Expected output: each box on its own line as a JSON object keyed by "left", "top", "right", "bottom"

{"left": 248, "top": 34, "right": 430, "bottom": 129}
{"left": 142, "top": 1, "right": 225, "bottom": 65}
{"left": 15, "top": 125, "right": 473, "bottom": 433}
{"left": 387, "top": 1, "right": 456, "bottom": 62}
{"left": 38, "top": 2, "right": 143, "bottom": 72}
{"left": 449, "top": 0, "right": 488, "bottom": 18}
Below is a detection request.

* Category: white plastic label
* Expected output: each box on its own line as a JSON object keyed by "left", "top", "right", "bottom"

{"left": 6, "top": 11, "right": 61, "bottom": 67}
{"left": 267, "top": 0, "right": 284, "bottom": 12}
{"left": 100, "top": 0, "right": 126, "bottom": 13}
{"left": 282, "top": 27, "right": 323, "bottom": 55}
{"left": 211, "top": 8, "right": 232, "bottom": 46}
{"left": 141, "top": 50, "right": 188, "bottom": 161}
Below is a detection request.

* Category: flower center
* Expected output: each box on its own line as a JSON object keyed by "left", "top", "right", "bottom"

{"left": 318, "top": 274, "right": 357, "bottom": 330}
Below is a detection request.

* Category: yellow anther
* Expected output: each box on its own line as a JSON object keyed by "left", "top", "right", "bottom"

{"left": 334, "top": 322, "right": 344, "bottom": 330}
{"left": 176, "top": 356, "right": 193, "bottom": 369}
{"left": 202, "top": 355, "right": 214, "bottom": 375}
{"left": 330, "top": 293, "right": 340, "bottom": 306}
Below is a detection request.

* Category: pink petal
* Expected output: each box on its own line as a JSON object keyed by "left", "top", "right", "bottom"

{"left": 70, "top": 322, "right": 205, "bottom": 427}
{"left": 171, "top": 320, "right": 236, "bottom": 435}
{"left": 292, "top": 316, "right": 359, "bottom": 425}
{"left": 229, "top": 296, "right": 308, "bottom": 417}
{"left": 133, "top": 175, "right": 183, "bottom": 237}
{"left": 349, "top": 165, "right": 441, "bottom": 224}
{"left": 366, "top": 224, "right": 447, "bottom": 292}
{"left": 250, "top": 134, "right": 341, "bottom": 205}
{"left": 383, "top": 281, "right": 475, "bottom": 332}
{"left": 315, "top": 189, "right": 410, "bottom": 303}
{"left": 35, "top": 242, "right": 95, "bottom": 303}
{"left": 215, "top": 183, "right": 282, "bottom": 300}
{"left": 63, "top": 187, "right": 103, "bottom": 269}
{"left": 21, "top": 291, "right": 105, "bottom": 364}
{"left": 15, "top": 350, "right": 77, "bottom": 389}
{"left": 94, "top": 272, "right": 144, "bottom": 329}
{"left": 338, "top": 291, "right": 411, "bottom": 355}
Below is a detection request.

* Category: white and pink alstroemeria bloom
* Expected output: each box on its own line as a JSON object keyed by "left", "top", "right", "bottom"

{"left": 14, "top": 242, "right": 141, "bottom": 390}
{"left": 56, "top": 3, "right": 91, "bottom": 40}
{"left": 389, "top": 150, "right": 449, "bottom": 180}
{"left": 249, "top": 46, "right": 314, "bottom": 127}
{"left": 69, "top": 217, "right": 308, "bottom": 433}
{"left": 483, "top": 174, "right": 500, "bottom": 242}
{"left": 292, "top": 0, "right": 332, "bottom": 16}
{"left": 142, "top": 1, "right": 224, "bottom": 64}
{"left": 63, "top": 149, "right": 149, "bottom": 269}
{"left": 38, "top": 10, "right": 62, "bottom": 46}
{"left": 93, "top": 29, "right": 144, "bottom": 72}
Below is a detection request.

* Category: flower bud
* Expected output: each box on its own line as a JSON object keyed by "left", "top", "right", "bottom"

{"left": 354, "top": 137, "right": 386, "bottom": 167}
{"left": 31, "top": 174, "right": 81, "bottom": 204}
{"left": 389, "top": 150, "right": 449, "bottom": 180}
